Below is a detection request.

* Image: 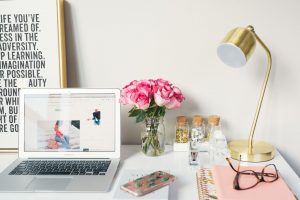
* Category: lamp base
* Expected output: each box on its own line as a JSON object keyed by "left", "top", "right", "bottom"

{"left": 228, "top": 140, "right": 275, "bottom": 162}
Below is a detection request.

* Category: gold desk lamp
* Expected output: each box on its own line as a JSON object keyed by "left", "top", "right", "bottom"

{"left": 217, "top": 25, "right": 275, "bottom": 162}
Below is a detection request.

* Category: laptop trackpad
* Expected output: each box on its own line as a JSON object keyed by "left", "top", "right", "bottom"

{"left": 26, "top": 177, "right": 72, "bottom": 191}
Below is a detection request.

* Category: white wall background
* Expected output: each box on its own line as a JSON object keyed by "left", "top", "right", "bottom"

{"left": 64, "top": 0, "right": 300, "bottom": 176}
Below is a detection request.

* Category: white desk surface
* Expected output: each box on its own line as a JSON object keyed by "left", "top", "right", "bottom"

{"left": 0, "top": 145, "right": 299, "bottom": 200}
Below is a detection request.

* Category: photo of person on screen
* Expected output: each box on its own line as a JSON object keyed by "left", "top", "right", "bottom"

{"left": 88, "top": 108, "right": 101, "bottom": 126}
{"left": 54, "top": 120, "right": 70, "bottom": 148}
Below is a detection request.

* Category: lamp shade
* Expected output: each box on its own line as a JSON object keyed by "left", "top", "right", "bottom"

{"left": 217, "top": 27, "right": 256, "bottom": 68}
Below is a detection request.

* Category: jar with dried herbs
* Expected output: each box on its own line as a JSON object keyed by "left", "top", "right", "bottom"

{"left": 175, "top": 116, "right": 189, "bottom": 143}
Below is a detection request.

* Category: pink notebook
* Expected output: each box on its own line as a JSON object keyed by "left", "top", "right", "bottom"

{"left": 212, "top": 165, "right": 296, "bottom": 200}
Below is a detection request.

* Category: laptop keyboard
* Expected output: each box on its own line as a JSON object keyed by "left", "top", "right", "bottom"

{"left": 9, "top": 160, "right": 111, "bottom": 175}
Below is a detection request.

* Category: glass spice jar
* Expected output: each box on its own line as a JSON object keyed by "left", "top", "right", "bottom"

{"left": 190, "top": 115, "right": 205, "bottom": 149}
{"left": 206, "top": 115, "right": 220, "bottom": 141}
{"left": 175, "top": 116, "right": 189, "bottom": 143}
{"left": 189, "top": 115, "right": 205, "bottom": 165}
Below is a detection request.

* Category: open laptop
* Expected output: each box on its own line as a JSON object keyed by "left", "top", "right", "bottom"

{"left": 0, "top": 88, "right": 120, "bottom": 192}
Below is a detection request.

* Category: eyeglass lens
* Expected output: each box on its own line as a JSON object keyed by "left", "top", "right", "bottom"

{"left": 262, "top": 164, "right": 278, "bottom": 182}
{"left": 237, "top": 170, "right": 259, "bottom": 189}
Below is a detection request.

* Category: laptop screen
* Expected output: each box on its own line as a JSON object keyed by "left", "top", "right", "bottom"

{"left": 24, "top": 93, "right": 116, "bottom": 152}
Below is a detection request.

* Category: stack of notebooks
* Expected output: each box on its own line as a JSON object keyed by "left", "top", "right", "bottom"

{"left": 196, "top": 166, "right": 297, "bottom": 200}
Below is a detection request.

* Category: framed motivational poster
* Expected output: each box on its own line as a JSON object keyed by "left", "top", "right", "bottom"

{"left": 0, "top": 0, "right": 67, "bottom": 152}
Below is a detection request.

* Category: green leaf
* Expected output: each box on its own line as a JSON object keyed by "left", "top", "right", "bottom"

{"left": 161, "top": 109, "right": 166, "bottom": 117}
{"left": 129, "top": 109, "right": 142, "bottom": 117}
{"left": 149, "top": 99, "right": 156, "bottom": 107}
{"left": 146, "top": 106, "right": 155, "bottom": 115}
{"left": 129, "top": 107, "right": 136, "bottom": 113}
{"left": 155, "top": 106, "right": 163, "bottom": 117}
{"left": 136, "top": 111, "right": 146, "bottom": 123}
{"left": 158, "top": 106, "right": 166, "bottom": 117}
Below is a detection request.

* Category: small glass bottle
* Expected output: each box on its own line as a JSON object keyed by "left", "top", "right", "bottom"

{"left": 190, "top": 115, "right": 205, "bottom": 149}
{"left": 189, "top": 115, "right": 205, "bottom": 165}
{"left": 213, "top": 126, "right": 228, "bottom": 164}
{"left": 207, "top": 115, "right": 220, "bottom": 164}
{"left": 175, "top": 116, "right": 189, "bottom": 143}
{"left": 209, "top": 123, "right": 229, "bottom": 165}
{"left": 206, "top": 115, "right": 220, "bottom": 141}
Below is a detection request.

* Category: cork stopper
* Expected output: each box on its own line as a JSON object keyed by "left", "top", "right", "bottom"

{"left": 192, "top": 115, "right": 204, "bottom": 126}
{"left": 208, "top": 115, "right": 220, "bottom": 126}
{"left": 176, "top": 116, "right": 188, "bottom": 126}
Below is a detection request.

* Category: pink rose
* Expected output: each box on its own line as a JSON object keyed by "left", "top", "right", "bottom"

{"left": 155, "top": 85, "right": 185, "bottom": 109}
{"left": 173, "top": 86, "right": 185, "bottom": 102}
{"left": 153, "top": 78, "right": 170, "bottom": 93}
{"left": 120, "top": 80, "right": 152, "bottom": 110}
{"left": 120, "top": 80, "right": 138, "bottom": 105}
{"left": 156, "top": 78, "right": 171, "bottom": 88}
{"left": 132, "top": 92, "right": 151, "bottom": 109}
{"left": 134, "top": 80, "right": 153, "bottom": 109}
{"left": 154, "top": 84, "right": 173, "bottom": 107}
{"left": 121, "top": 78, "right": 185, "bottom": 111}
{"left": 154, "top": 78, "right": 183, "bottom": 108}
{"left": 165, "top": 87, "right": 185, "bottom": 109}
{"left": 136, "top": 80, "right": 153, "bottom": 96}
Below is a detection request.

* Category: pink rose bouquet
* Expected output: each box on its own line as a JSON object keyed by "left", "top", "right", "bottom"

{"left": 120, "top": 78, "right": 185, "bottom": 123}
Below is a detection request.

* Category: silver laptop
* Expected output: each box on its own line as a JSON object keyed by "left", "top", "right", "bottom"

{"left": 0, "top": 88, "right": 120, "bottom": 192}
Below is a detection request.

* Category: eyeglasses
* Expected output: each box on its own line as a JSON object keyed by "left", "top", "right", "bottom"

{"left": 225, "top": 156, "right": 279, "bottom": 190}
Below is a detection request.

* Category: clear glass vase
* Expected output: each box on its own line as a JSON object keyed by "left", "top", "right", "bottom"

{"left": 141, "top": 117, "right": 165, "bottom": 156}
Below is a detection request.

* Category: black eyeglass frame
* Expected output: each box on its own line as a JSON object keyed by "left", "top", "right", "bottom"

{"left": 225, "top": 157, "right": 279, "bottom": 190}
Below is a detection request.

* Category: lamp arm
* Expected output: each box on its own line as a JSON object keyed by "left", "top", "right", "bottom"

{"left": 247, "top": 30, "right": 272, "bottom": 154}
